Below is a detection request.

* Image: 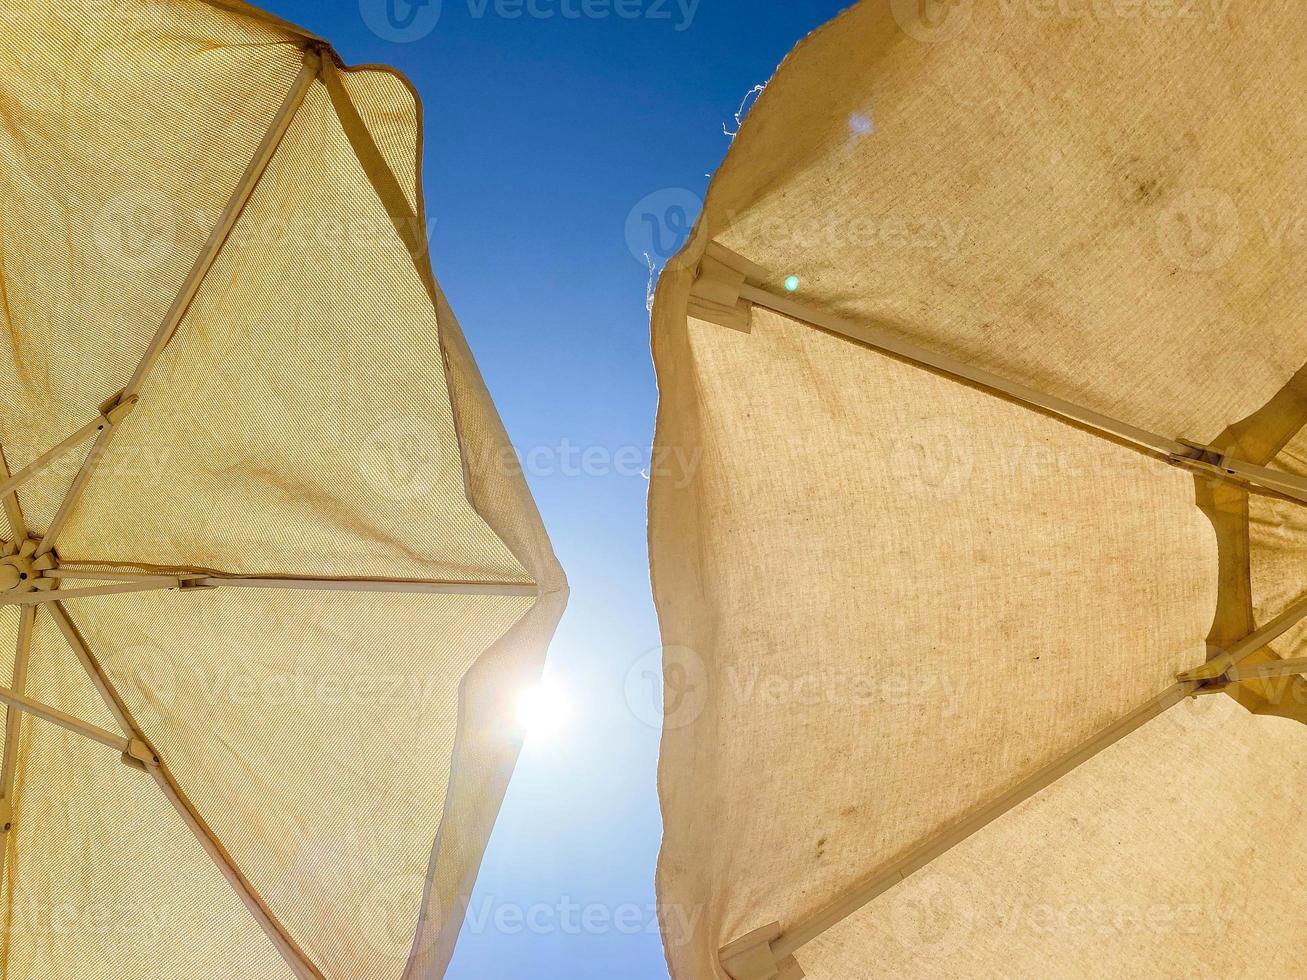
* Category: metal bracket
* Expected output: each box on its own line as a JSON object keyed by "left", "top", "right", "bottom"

{"left": 721, "top": 923, "right": 805, "bottom": 980}
{"left": 1167, "top": 439, "right": 1307, "bottom": 504}
{"left": 689, "top": 243, "right": 767, "bottom": 333}
{"left": 176, "top": 577, "right": 220, "bottom": 592}
{"left": 99, "top": 391, "right": 139, "bottom": 428}
{"left": 122, "top": 738, "right": 160, "bottom": 772}
{"left": 1178, "top": 594, "right": 1307, "bottom": 682}
{"left": 1170, "top": 441, "right": 1234, "bottom": 475}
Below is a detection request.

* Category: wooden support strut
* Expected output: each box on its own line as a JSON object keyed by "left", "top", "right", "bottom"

{"left": 719, "top": 682, "right": 1201, "bottom": 978}
{"left": 0, "top": 679, "right": 134, "bottom": 756}
{"left": 1177, "top": 593, "right": 1307, "bottom": 683}
{"left": 0, "top": 577, "right": 202, "bottom": 607}
{"left": 0, "top": 394, "right": 138, "bottom": 499}
{"left": 1228, "top": 657, "right": 1307, "bottom": 682}
{"left": 692, "top": 244, "right": 1307, "bottom": 507}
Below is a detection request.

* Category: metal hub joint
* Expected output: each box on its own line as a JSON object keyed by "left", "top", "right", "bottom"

{"left": 0, "top": 540, "right": 54, "bottom": 595}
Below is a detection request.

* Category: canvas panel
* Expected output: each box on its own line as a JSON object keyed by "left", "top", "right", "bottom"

{"left": 652, "top": 4, "right": 1307, "bottom": 976}
{"left": 329, "top": 64, "right": 572, "bottom": 980}
{"left": 2, "top": 610, "right": 295, "bottom": 979}
{"left": 705, "top": 1, "right": 1307, "bottom": 447}
{"left": 798, "top": 705, "right": 1307, "bottom": 979}
{"left": 60, "top": 79, "right": 527, "bottom": 586}
{"left": 1, "top": 2, "right": 567, "bottom": 977}
{"left": 60, "top": 584, "right": 532, "bottom": 980}
{"left": 653, "top": 304, "right": 1217, "bottom": 978}
{"left": 1240, "top": 442, "right": 1307, "bottom": 721}
{"left": 0, "top": 1, "right": 303, "bottom": 534}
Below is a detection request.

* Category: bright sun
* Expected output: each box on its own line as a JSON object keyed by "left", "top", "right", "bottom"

{"left": 515, "top": 680, "right": 572, "bottom": 741}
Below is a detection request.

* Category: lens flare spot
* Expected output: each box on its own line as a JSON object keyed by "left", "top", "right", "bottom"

{"left": 515, "top": 680, "right": 572, "bottom": 741}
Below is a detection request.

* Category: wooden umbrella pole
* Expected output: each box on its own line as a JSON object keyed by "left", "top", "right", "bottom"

{"left": 35, "top": 49, "right": 323, "bottom": 560}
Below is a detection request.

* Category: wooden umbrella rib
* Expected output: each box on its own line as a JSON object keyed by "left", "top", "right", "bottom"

{"left": 722, "top": 682, "right": 1201, "bottom": 977}
{"left": 0, "top": 682, "right": 129, "bottom": 755}
{"left": 0, "top": 605, "right": 34, "bottom": 897}
{"left": 734, "top": 280, "right": 1307, "bottom": 508}
{"left": 46, "top": 602, "right": 324, "bottom": 980}
{"left": 46, "top": 568, "right": 539, "bottom": 598}
{"left": 719, "top": 585, "right": 1307, "bottom": 976}
{"left": 0, "top": 607, "right": 35, "bottom": 798}
{"left": 0, "top": 446, "right": 26, "bottom": 541}
{"left": 35, "top": 49, "right": 322, "bottom": 560}
{"left": 198, "top": 575, "right": 539, "bottom": 598}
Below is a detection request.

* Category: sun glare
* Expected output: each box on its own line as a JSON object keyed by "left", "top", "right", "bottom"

{"left": 515, "top": 680, "right": 572, "bottom": 742}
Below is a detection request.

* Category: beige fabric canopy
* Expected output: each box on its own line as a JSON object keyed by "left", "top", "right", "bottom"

{"left": 0, "top": 2, "right": 565, "bottom": 977}
{"left": 649, "top": 3, "right": 1307, "bottom": 977}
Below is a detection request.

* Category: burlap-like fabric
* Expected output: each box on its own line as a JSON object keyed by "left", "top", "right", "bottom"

{"left": 0, "top": 2, "right": 565, "bottom": 977}
{"left": 650, "top": 3, "right": 1307, "bottom": 977}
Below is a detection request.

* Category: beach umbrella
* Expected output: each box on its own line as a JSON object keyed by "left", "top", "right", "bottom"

{"left": 0, "top": 2, "right": 565, "bottom": 977}
{"left": 649, "top": 3, "right": 1307, "bottom": 977}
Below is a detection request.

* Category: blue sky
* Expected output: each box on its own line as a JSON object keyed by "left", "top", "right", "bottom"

{"left": 262, "top": 2, "right": 849, "bottom": 976}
